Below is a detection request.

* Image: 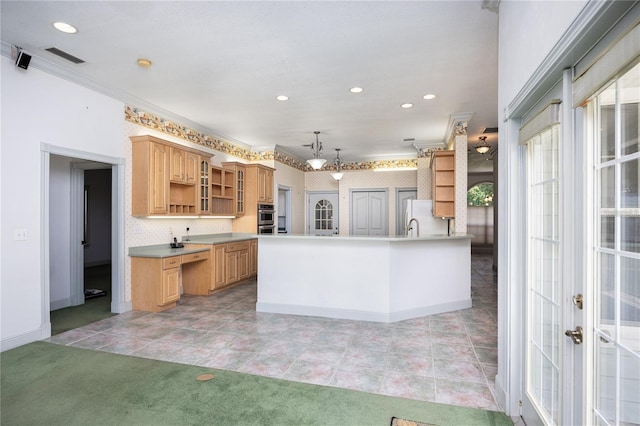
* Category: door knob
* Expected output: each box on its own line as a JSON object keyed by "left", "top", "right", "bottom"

{"left": 565, "top": 326, "right": 583, "bottom": 345}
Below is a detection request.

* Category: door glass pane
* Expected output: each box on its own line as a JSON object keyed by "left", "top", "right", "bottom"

{"left": 593, "top": 62, "right": 640, "bottom": 426}
{"left": 314, "top": 199, "right": 333, "bottom": 231}
{"left": 527, "top": 124, "right": 561, "bottom": 425}
{"left": 619, "top": 63, "right": 639, "bottom": 156}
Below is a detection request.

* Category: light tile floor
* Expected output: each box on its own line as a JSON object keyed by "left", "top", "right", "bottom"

{"left": 48, "top": 253, "right": 500, "bottom": 412}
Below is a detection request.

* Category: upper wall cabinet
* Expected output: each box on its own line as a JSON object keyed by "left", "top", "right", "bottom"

{"left": 170, "top": 147, "right": 199, "bottom": 185}
{"left": 131, "top": 135, "right": 212, "bottom": 217}
{"left": 257, "top": 165, "right": 274, "bottom": 203}
{"left": 431, "top": 150, "right": 455, "bottom": 218}
{"left": 222, "top": 162, "right": 246, "bottom": 215}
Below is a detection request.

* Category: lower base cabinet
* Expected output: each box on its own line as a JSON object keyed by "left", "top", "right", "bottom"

{"left": 183, "top": 239, "right": 256, "bottom": 293}
{"left": 131, "top": 256, "right": 182, "bottom": 312}
{"left": 225, "top": 240, "right": 251, "bottom": 285}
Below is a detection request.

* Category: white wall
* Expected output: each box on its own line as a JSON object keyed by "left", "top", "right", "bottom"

{"left": 496, "top": 0, "right": 587, "bottom": 417}
{"left": 306, "top": 169, "right": 417, "bottom": 236}
{"left": 274, "top": 162, "right": 305, "bottom": 234}
{"left": 498, "top": 1, "right": 586, "bottom": 106}
{"left": 1, "top": 56, "right": 125, "bottom": 348}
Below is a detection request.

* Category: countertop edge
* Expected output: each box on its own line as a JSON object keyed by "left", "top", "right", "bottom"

{"left": 129, "top": 233, "right": 257, "bottom": 258}
{"left": 257, "top": 234, "right": 473, "bottom": 242}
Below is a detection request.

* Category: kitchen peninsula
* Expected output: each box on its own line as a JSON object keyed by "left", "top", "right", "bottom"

{"left": 256, "top": 233, "right": 472, "bottom": 322}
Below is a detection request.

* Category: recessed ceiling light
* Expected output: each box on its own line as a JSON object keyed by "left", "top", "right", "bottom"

{"left": 137, "top": 58, "right": 152, "bottom": 68}
{"left": 423, "top": 94, "right": 436, "bottom": 100}
{"left": 276, "top": 95, "right": 289, "bottom": 101}
{"left": 350, "top": 87, "right": 363, "bottom": 93}
{"left": 401, "top": 103, "right": 414, "bottom": 109}
{"left": 53, "top": 22, "right": 78, "bottom": 34}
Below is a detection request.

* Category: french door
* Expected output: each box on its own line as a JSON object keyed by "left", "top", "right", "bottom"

{"left": 523, "top": 113, "right": 577, "bottom": 425}
{"left": 590, "top": 62, "right": 639, "bottom": 426}
{"left": 522, "top": 61, "right": 640, "bottom": 426}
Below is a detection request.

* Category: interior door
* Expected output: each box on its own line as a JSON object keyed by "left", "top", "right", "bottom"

{"left": 350, "top": 190, "right": 388, "bottom": 236}
{"left": 307, "top": 191, "right": 339, "bottom": 236}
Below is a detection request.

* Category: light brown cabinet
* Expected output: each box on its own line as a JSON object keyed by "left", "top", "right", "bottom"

{"left": 131, "top": 135, "right": 211, "bottom": 217}
{"left": 222, "top": 162, "right": 246, "bottom": 215}
{"left": 431, "top": 150, "right": 455, "bottom": 218}
{"left": 249, "top": 239, "right": 258, "bottom": 275}
{"left": 182, "top": 240, "right": 255, "bottom": 293}
{"left": 199, "top": 159, "right": 210, "bottom": 214}
{"left": 225, "top": 240, "right": 250, "bottom": 285}
{"left": 161, "top": 264, "right": 181, "bottom": 306}
{"left": 170, "top": 147, "right": 199, "bottom": 184}
{"left": 213, "top": 244, "right": 226, "bottom": 288}
{"left": 257, "top": 166, "right": 274, "bottom": 203}
{"left": 226, "top": 163, "right": 276, "bottom": 232}
{"left": 131, "top": 137, "right": 170, "bottom": 216}
{"left": 131, "top": 255, "right": 182, "bottom": 312}
{"left": 210, "top": 166, "right": 236, "bottom": 216}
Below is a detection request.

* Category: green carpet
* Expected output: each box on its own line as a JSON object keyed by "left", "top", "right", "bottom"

{"left": 1, "top": 342, "right": 512, "bottom": 426}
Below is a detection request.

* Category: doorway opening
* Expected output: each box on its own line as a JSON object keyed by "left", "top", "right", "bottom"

{"left": 42, "top": 145, "right": 125, "bottom": 338}
{"left": 277, "top": 185, "right": 291, "bottom": 234}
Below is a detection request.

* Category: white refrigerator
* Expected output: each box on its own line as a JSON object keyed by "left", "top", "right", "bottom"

{"left": 404, "top": 199, "right": 449, "bottom": 237}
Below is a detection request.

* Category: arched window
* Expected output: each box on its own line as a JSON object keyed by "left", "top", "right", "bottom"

{"left": 467, "top": 182, "right": 494, "bottom": 245}
{"left": 314, "top": 199, "right": 333, "bottom": 230}
{"left": 467, "top": 182, "right": 494, "bottom": 206}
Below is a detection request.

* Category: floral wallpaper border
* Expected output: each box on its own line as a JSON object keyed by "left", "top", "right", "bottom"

{"left": 125, "top": 105, "right": 419, "bottom": 172}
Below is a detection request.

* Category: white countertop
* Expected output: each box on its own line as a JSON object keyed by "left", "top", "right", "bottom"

{"left": 258, "top": 233, "right": 472, "bottom": 242}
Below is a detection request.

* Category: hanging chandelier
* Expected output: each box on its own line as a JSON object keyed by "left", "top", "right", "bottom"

{"left": 331, "top": 148, "right": 344, "bottom": 181}
{"left": 475, "top": 136, "right": 490, "bottom": 154}
{"left": 306, "top": 131, "right": 327, "bottom": 170}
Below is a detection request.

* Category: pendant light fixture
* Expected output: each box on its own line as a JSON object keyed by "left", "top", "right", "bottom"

{"left": 331, "top": 148, "right": 344, "bottom": 181}
{"left": 306, "top": 131, "right": 327, "bottom": 169}
{"left": 475, "top": 136, "right": 490, "bottom": 154}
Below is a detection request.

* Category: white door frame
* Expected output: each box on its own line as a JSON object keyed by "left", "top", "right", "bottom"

{"left": 277, "top": 184, "right": 291, "bottom": 233}
{"left": 41, "top": 143, "right": 126, "bottom": 338}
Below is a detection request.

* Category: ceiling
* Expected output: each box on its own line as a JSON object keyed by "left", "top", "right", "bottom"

{"left": 1, "top": 1, "right": 499, "bottom": 170}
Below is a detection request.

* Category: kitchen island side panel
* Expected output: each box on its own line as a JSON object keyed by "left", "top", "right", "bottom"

{"left": 256, "top": 235, "right": 471, "bottom": 322}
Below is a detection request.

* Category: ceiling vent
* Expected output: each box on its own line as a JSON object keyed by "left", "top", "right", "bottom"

{"left": 482, "top": 127, "right": 498, "bottom": 134}
{"left": 45, "top": 47, "right": 85, "bottom": 64}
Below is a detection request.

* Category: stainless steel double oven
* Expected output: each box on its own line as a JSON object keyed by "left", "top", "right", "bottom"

{"left": 257, "top": 204, "right": 275, "bottom": 234}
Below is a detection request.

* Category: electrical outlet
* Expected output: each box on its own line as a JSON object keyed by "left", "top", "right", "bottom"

{"left": 14, "top": 228, "right": 27, "bottom": 241}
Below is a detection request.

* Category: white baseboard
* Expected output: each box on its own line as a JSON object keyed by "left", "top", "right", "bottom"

{"left": 0, "top": 324, "right": 50, "bottom": 352}
{"left": 256, "top": 298, "right": 473, "bottom": 323}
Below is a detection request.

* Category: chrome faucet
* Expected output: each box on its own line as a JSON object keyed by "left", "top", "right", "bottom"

{"left": 407, "top": 218, "right": 420, "bottom": 237}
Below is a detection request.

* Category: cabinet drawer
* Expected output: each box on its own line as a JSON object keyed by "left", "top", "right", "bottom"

{"left": 182, "top": 251, "right": 209, "bottom": 264}
{"left": 226, "top": 241, "right": 250, "bottom": 252}
{"left": 162, "top": 256, "right": 181, "bottom": 269}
